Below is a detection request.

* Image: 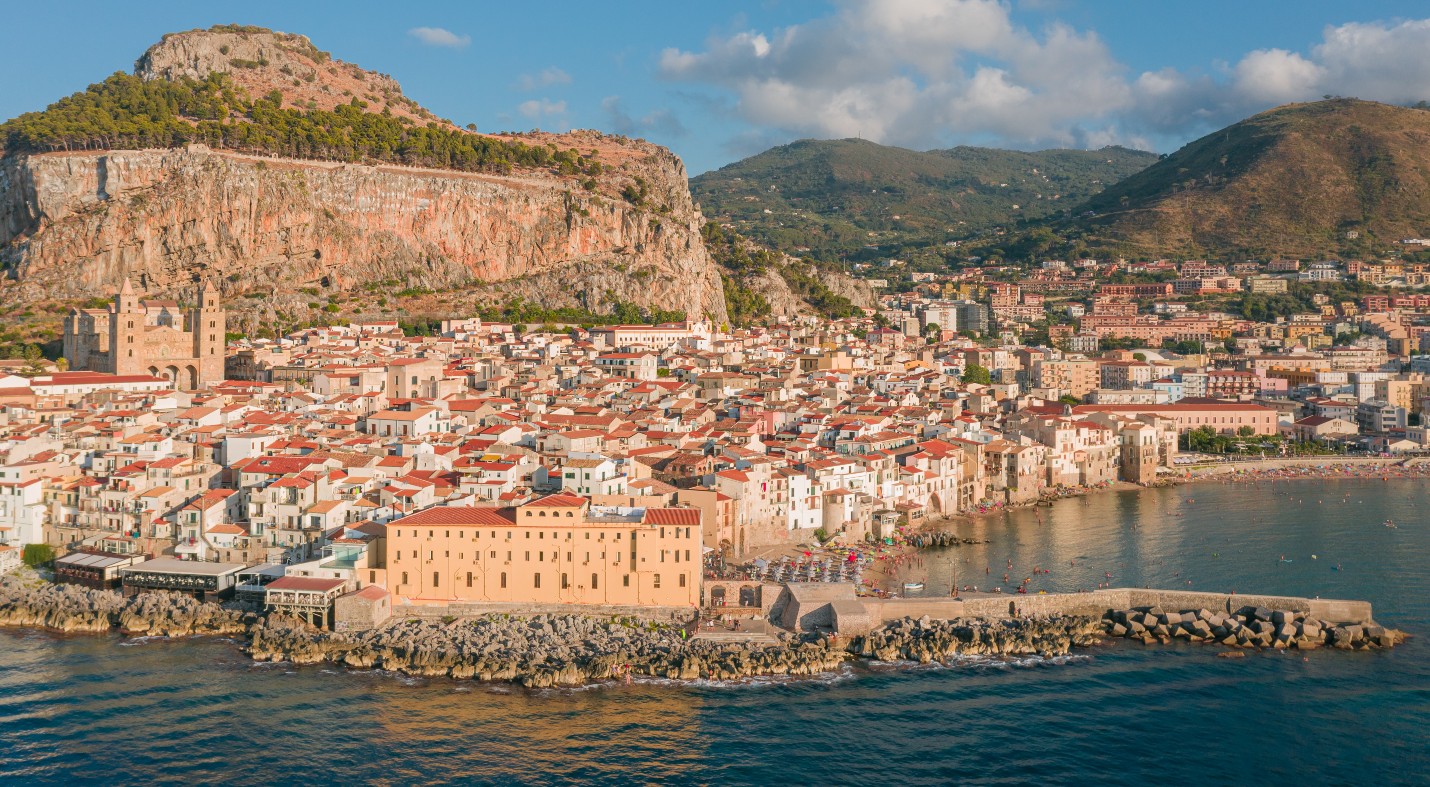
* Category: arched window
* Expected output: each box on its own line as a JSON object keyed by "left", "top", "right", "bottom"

{"left": 401, "top": 572, "right": 408, "bottom": 585}
{"left": 500, "top": 572, "right": 507, "bottom": 589}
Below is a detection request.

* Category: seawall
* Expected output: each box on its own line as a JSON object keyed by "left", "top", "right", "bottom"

{"left": 776, "top": 584, "right": 1375, "bottom": 635}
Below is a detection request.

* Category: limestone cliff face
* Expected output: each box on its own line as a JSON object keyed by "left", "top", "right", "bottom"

{"left": 0, "top": 26, "right": 728, "bottom": 327}
{"left": 0, "top": 140, "right": 728, "bottom": 325}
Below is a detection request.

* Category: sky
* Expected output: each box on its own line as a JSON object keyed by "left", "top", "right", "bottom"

{"left": 3, "top": 1, "right": 1430, "bottom": 174}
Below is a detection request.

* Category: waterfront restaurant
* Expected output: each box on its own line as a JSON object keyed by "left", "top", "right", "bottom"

{"left": 263, "top": 576, "right": 349, "bottom": 628}
{"left": 120, "top": 557, "right": 246, "bottom": 601}
{"left": 54, "top": 550, "right": 146, "bottom": 589}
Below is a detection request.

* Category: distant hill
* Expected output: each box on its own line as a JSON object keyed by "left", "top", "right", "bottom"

{"left": 690, "top": 138, "right": 1156, "bottom": 260}
{"left": 1073, "top": 99, "right": 1430, "bottom": 258}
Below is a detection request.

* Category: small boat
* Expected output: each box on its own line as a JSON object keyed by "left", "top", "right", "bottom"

{"left": 1384, "top": 520, "right": 1397, "bottom": 528}
{"left": 902, "top": 582, "right": 925, "bottom": 591}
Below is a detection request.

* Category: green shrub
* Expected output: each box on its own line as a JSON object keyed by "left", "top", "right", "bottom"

{"left": 22, "top": 544, "right": 55, "bottom": 567}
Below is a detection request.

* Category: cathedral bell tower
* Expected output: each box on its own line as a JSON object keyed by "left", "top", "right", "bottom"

{"left": 192, "top": 281, "right": 226, "bottom": 386}
{"left": 109, "top": 277, "right": 144, "bottom": 375}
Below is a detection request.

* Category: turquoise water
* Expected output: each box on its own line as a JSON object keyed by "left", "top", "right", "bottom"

{"left": 1, "top": 479, "right": 1427, "bottom": 785}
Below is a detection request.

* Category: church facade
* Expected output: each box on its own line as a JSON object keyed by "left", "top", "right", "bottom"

{"left": 64, "top": 279, "right": 226, "bottom": 390}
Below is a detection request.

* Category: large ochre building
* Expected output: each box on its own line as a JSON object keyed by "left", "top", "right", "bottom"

{"left": 387, "top": 494, "right": 702, "bottom": 608}
{"left": 64, "top": 279, "right": 225, "bottom": 390}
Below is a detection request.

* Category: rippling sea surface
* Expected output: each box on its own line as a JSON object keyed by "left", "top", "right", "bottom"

{"left": 2, "top": 479, "right": 1427, "bottom": 786}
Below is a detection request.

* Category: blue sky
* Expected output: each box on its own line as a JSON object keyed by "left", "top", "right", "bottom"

{"left": 3, "top": 1, "right": 1430, "bottom": 174}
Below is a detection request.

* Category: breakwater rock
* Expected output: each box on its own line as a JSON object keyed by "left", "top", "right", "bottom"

{"left": 851, "top": 615, "right": 1105, "bottom": 663}
{"left": 909, "top": 531, "right": 988, "bottom": 548}
{"left": 0, "top": 577, "right": 252, "bottom": 637}
{"left": 247, "top": 614, "right": 851, "bottom": 686}
{"left": 1103, "top": 606, "right": 1406, "bottom": 650}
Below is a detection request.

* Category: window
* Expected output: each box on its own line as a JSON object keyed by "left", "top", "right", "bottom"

{"left": 561, "top": 573, "right": 569, "bottom": 589}
{"left": 401, "top": 572, "right": 408, "bottom": 584}
{"left": 653, "top": 574, "right": 661, "bottom": 589}
{"left": 432, "top": 572, "right": 439, "bottom": 587}
{"left": 623, "top": 575, "right": 630, "bottom": 587}
{"left": 591, "top": 573, "right": 598, "bottom": 590}
{"left": 500, "top": 572, "right": 507, "bottom": 589}
{"left": 466, "top": 572, "right": 473, "bottom": 588}
{"left": 679, "top": 574, "right": 686, "bottom": 588}
{"left": 534, "top": 573, "right": 541, "bottom": 589}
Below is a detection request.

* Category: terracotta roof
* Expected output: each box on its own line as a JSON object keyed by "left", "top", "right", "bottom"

{"left": 642, "top": 507, "right": 701, "bottom": 526}
{"left": 525, "top": 493, "right": 587, "bottom": 508}
{"left": 395, "top": 506, "right": 517, "bottom": 526}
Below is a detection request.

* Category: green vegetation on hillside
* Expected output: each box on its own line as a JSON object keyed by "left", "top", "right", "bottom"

{"left": 0, "top": 72, "right": 601, "bottom": 176}
{"left": 702, "top": 223, "right": 861, "bottom": 324}
{"left": 474, "top": 297, "right": 685, "bottom": 328}
{"left": 692, "top": 138, "right": 1156, "bottom": 263}
{"left": 1068, "top": 99, "right": 1430, "bottom": 259}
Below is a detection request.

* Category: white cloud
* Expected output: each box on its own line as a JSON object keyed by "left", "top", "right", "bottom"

{"left": 516, "top": 67, "right": 572, "bottom": 91}
{"left": 408, "top": 27, "right": 471, "bottom": 48}
{"left": 602, "top": 96, "right": 687, "bottom": 138}
{"left": 517, "top": 98, "right": 568, "bottom": 120}
{"left": 661, "top": 4, "right": 1430, "bottom": 154}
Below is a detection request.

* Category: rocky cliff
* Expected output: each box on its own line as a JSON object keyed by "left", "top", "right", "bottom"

{"left": 0, "top": 141, "right": 726, "bottom": 328}
{"left": 0, "top": 27, "right": 728, "bottom": 329}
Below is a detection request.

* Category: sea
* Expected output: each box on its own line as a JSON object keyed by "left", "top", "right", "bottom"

{"left": 1, "top": 477, "right": 1426, "bottom": 786}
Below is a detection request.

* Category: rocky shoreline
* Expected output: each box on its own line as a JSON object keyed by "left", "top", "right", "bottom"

{"left": 0, "top": 576, "right": 252, "bottom": 637}
{"left": 0, "top": 577, "right": 1404, "bottom": 688}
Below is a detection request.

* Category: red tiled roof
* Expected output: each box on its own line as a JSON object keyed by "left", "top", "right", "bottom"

{"left": 642, "top": 507, "right": 701, "bottom": 526}
{"left": 395, "top": 506, "right": 517, "bottom": 526}
{"left": 525, "top": 493, "right": 587, "bottom": 508}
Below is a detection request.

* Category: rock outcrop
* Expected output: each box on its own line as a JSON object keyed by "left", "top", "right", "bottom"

{"left": 0, "top": 27, "right": 729, "bottom": 326}
{"left": 0, "top": 577, "right": 251, "bottom": 636}
{"left": 0, "top": 143, "right": 727, "bottom": 325}
{"left": 248, "top": 612, "right": 850, "bottom": 685}
{"left": 851, "top": 615, "right": 1105, "bottom": 662}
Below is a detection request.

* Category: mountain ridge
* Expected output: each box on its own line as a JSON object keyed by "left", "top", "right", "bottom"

{"left": 1071, "top": 98, "right": 1430, "bottom": 258}
{"left": 691, "top": 137, "right": 1157, "bottom": 262}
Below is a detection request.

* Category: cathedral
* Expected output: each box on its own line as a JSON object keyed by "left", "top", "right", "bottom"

{"left": 63, "top": 279, "right": 226, "bottom": 390}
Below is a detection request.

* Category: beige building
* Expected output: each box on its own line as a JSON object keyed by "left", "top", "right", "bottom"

{"left": 387, "top": 494, "right": 701, "bottom": 607}
{"left": 1033, "top": 359, "right": 1101, "bottom": 399}
{"left": 64, "top": 279, "right": 225, "bottom": 390}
